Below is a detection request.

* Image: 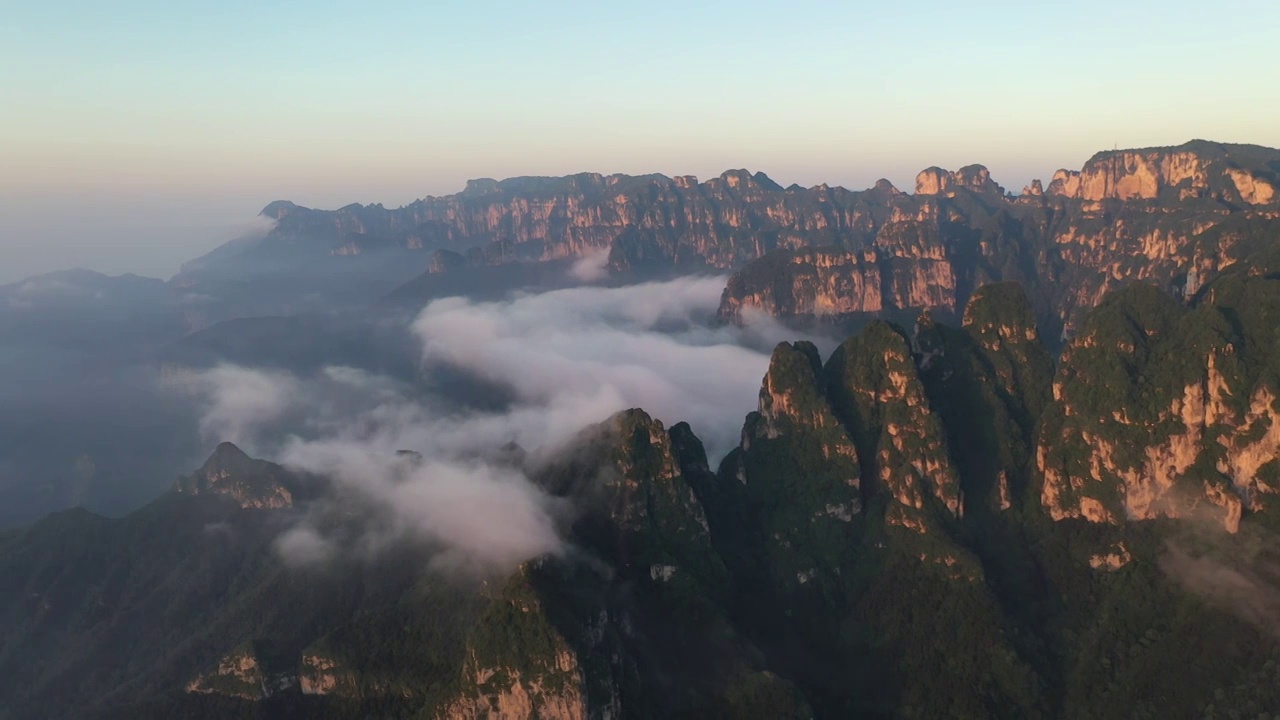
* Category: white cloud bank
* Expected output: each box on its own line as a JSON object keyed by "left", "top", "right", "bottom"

{"left": 170, "top": 275, "right": 822, "bottom": 574}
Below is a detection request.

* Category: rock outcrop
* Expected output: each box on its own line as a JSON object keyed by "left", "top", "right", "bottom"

{"left": 185, "top": 643, "right": 294, "bottom": 700}
{"left": 717, "top": 247, "right": 884, "bottom": 320}
{"left": 299, "top": 652, "right": 358, "bottom": 696}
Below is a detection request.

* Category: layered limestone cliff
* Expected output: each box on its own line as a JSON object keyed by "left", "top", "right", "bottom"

{"left": 1047, "top": 150, "right": 1210, "bottom": 201}
{"left": 245, "top": 169, "right": 888, "bottom": 272}
{"left": 718, "top": 141, "right": 1280, "bottom": 331}
{"left": 176, "top": 140, "right": 1280, "bottom": 338}
{"left": 715, "top": 201, "right": 962, "bottom": 323}
{"left": 717, "top": 247, "right": 883, "bottom": 320}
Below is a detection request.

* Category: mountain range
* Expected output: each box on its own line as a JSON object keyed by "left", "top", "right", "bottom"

{"left": 172, "top": 139, "right": 1280, "bottom": 337}
{"left": 4, "top": 140, "right": 1280, "bottom": 718}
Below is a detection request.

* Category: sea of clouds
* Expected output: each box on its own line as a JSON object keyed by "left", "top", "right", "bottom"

{"left": 169, "top": 276, "right": 828, "bottom": 573}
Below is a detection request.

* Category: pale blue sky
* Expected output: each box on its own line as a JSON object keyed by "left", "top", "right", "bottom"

{"left": 2, "top": 0, "right": 1279, "bottom": 281}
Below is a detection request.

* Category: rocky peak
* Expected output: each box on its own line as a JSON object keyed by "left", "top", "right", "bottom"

{"left": 540, "top": 409, "right": 722, "bottom": 584}
{"left": 607, "top": 410, "right": 683, "bottom": 491}
{"left": 1045, "top": 168, "right": 1082, "bottom": 198}
{"left": 200, "top": 441, "right": 256, "bottom": 475}
{"left": 913, "top": 167, "right": 949, "bottom": 196}
{"left": 957, "top": 164, "right": 998, "bottom": 191}
{"left": 427, "top": 248, "right": 468, "bottom": 274}
{"left": 1021, "top": 179, "right": 1044, "bottom": 197}
{"left": 962, "top": 281, "right": 1041, "bottom": 343}
{"left": 723, "top": 341, "right": 862, "bottom": 593}
{"left": 825, "top": 322, "right": 962, "bottom": 532}
{"left": 745, "top": 342, "right": 857, "bottom": 455}
{"left": 914, "top": 284, "right": 1054, "bottom": 516}
{"left": 959, "top": 283, "right": 1053, "bottom": 408}
{"left": 667, "top": 421, "right": 741, "bottom": 536}
{"left": 259, "top": 200, "right": 302, "bottom": 219}
{"left": 174, "top": 442, "right": 295, "bottom": 509}
{"left": 463, "top": 177, "right": 500, "bottom": 195}
{"left": 753, "top": 341, "right": 828, "bottom": 439}
{"left": 715, "top": 169, "right": 783, "bottom": 194}
{"left": 914, "top": 164, "right": 1000, "bottom": 196}
{"left": 668, "top": 421, "right": 710, "bottom": 474}
{"left": 873, "top": 178, "right": 902, "bottom": 194}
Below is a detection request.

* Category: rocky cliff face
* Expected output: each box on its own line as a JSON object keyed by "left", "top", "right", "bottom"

{"left": 719, "top": 141, "right": 1280, "bottom": 333}
{"left": 252, "top": 169, "right": 879, "bottom": 272}
{"left": 1036, "top": 252, "right": 1280, "bottom": 533}
{"left": 716, "top": 247, "right": 884, "bottom": 320}
{"left": 1046, "top": 142, "right": 1280, "bottom": 204}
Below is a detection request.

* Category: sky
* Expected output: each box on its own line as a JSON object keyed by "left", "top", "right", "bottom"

{"left": 3, "top": 0, "right": 1280, "bottom": 282}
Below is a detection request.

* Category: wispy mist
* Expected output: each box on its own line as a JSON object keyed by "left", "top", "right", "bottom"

{"left": 567, "top": 247, "right": 611, "bottom": 282}
{"left": 1160, "top": 526, "right": 1280, "bottom": 639}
